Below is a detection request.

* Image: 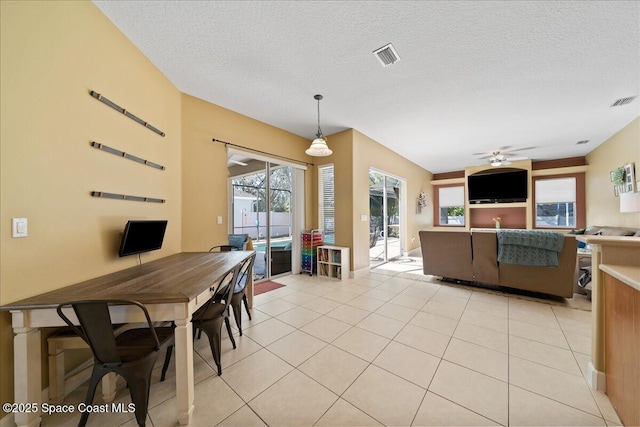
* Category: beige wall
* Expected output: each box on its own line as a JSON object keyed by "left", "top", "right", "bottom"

{"left": 352, "top": 130, "right": 433, "bottom": 271}
{"left": 309, "top": 129, "right": 433, "bottom": 273}
{"left": 181, "top": 94, "right": 314, "bottom": 251}
{"left": 586, "top": 117, "right": 640, "bottom": 228}
{"left": 310, "top": 129, "right": 355, "bottom": 249}
{"left": 1, "top": 0, "right": 182, "bottom": 411}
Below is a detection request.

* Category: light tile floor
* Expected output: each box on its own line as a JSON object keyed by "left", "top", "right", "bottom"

{"left": 41, "top": 269, "right": 621, "bottom": 427}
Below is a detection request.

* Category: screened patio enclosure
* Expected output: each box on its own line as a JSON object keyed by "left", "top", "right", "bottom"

{"left": 369, "top": 170, "right": 404, "bottom": 267}
{"left": 228, "top": 149, "right": 305, "bottom": 281}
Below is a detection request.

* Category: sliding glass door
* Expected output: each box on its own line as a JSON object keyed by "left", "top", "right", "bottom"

{"left": 228, "top": 152, "right": 298, "bottom": 280}
{"left": 369, "top": 169, "right": 403, "bottom": 267}
{"left": 268, "top": 162, "right": 293, "bottom": 277}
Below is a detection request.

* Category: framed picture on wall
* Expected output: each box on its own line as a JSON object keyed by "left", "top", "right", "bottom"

{"left": 623, "top": 163, "right": 636, "bottom": 193}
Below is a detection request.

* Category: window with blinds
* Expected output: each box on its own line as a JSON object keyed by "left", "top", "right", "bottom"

{"left": 318, "top": 165, "right": 335, "bottom": 243}
{"left": 535, "top": 177, "right": 576, "bottom": 228}
{"left": 438, "top": 185, "right": 465, "bottom": 226}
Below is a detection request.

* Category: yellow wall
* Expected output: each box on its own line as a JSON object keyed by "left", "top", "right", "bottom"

{"left": 308, "top": 129, "right": 433, "bottom": 273}
{"left": 586, "top": 117, "right": 640, "bottom": 228}
{"left": 352, "top": 130, "right": 433, "bottom": 271}
{"left": 1, "top": 0, "right": 182, "bottom": 410}
{"left": 181, "top": 94, "right": 314, "bottom": 251}
{"left": 310, "top": 129, "right": 355, "bottom": 248}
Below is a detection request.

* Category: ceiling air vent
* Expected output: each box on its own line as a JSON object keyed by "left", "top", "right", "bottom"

{"left": 576, "top": 140, "right": 590, "bottom": 145}
{"left": 373, "top": 43, "right": 400, "bottom": 67}
{"left": 610, "top": 96, "right": 637, "bottom": 107}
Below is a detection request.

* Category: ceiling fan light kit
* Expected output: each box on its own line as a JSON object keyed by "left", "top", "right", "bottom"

{"left": 306, "top": 94, "right": 333, "bottom": 157}
{"left": 474, "top": 147, "right": 533, "bottom": 167}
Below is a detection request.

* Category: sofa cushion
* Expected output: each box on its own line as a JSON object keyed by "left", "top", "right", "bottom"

{"left": 228, "top": 234, "right": 248, "bottom": 249}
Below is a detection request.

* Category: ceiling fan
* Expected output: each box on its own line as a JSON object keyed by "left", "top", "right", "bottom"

{"left": 473, "top": 146, "right": 535, "bottom": 167}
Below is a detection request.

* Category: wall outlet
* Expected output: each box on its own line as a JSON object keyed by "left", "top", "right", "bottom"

{"left": 217, "top": 216, "right": 223, "bottom": 225}
{"left": 360, "top": 214, "right": 368, "bottom": 221}
{"left": 12, "top": 218, "right": 28, "bottom": 238}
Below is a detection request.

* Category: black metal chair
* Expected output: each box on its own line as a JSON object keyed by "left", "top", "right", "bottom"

{"left": 224, "top": 253, "right": 256, "bottom": 336}
{"left": 161, "top": 265, "right": 239, "bottom": 379}
{"left": 56, "top": 300, "right": 175, "bottom": 427}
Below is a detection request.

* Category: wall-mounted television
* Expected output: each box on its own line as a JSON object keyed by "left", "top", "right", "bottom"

{"left": 118, "top": 220, "right": 168, "bottom": 257}
{"left": 468, "top": 168, "right": 528, "bottom": 204}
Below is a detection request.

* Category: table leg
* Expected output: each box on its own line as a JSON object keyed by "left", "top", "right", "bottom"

{"left": 12, "top": 310, "right": 42, "bottom": 427}
{"left": 174, "top": 312, "right": 194, "bottom": 425}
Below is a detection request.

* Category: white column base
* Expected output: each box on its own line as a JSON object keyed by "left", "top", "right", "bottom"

{"left": 587, "top": 361, "right": 606, "bottom": 392}
{"left": 174, "top": 305, "right": 195, "bottom": 425}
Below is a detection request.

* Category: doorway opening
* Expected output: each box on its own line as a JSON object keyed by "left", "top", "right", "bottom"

{"left": 369, "top": 169, "right": 404, "bottom": 268}
{"left": 228, "top": 150, "right": 305, "bottom": 281}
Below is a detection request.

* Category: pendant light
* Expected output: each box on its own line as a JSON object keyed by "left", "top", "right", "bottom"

{"left": 305, "top": 94, "right": 333, "bottom": 156}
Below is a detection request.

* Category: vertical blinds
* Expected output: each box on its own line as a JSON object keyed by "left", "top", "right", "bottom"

{"left": 318, "top": 165, "right": 335, "bottom": 243}
{"left": 535, "top": 177, "right": 576, "bottom": 203}
{"left": 439, "top": 186, "right": 465, "bottom": 207}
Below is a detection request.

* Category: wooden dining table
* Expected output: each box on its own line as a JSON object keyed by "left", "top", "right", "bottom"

{"left": 1, "top": 251, "right": 255, "bottom": 427}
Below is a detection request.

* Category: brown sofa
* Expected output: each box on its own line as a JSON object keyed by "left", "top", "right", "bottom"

{"left": 419, "top": 229, "right": 578, "bottom": 298}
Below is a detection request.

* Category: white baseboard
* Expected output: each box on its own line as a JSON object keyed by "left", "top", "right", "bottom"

{"left": 587, "top": 362, "right": 606, "bottom": 391}
{"left": 352, "top": 266, "right": 372, "bottom": 278}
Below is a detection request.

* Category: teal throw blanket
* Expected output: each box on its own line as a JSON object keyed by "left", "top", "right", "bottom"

{"left": 497, "top": 230, "right": 565, "bottom": 267}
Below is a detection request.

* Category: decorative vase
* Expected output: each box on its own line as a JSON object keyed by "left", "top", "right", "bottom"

{"left": 495, "top": 221, "right": 501, "bottom": 229}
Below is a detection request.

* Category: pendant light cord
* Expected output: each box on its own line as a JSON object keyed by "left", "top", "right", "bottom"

{"left": 317, "top": 97, "right": 322, "bottom": 138}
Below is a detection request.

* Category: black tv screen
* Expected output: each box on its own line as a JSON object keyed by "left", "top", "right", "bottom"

{"left": 468, "top": 168, "right": 528, "bottom": 203}
{"left": 118, "top": 220, "right": 168, "bottom": 257}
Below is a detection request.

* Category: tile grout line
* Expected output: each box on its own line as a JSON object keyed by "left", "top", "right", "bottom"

{"left": 551, "top": 304, "right": 610, "bottom": 425}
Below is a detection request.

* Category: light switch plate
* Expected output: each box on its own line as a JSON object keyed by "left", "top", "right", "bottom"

{"left": 12, "top": 218, "right": 28, "bottom": 238}
{"left": 361, "top": 215, "right": 368, "bottom": 221}
{"left": 217, "top": 216, "right": 223, "bottom": 225}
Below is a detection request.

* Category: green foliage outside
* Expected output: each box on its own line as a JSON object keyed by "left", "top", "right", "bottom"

{"left": 447, "top": 206, "right": 465, "bottom": 216}
{"left": 232, "top": 166, "right": 292, "bottom": 212}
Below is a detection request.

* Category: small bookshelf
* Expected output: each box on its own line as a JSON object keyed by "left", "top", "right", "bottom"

{"left": 317, "top": 245, "right": 350, "bottom": 281}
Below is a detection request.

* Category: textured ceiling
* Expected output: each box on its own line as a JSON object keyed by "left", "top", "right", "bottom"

{"left": 93, "top": 1, "right": 639, "bottom": 173}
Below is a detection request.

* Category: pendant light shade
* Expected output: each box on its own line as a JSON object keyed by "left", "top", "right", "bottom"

{"left": 306, "top": 94, "right": 332, "bottom": 156}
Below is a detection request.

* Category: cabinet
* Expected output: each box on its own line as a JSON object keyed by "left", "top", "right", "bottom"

{"left": 604, "top": 272, "right": 640, "bottom": 427}
{"left": 317, "top": 245, "right": 350, "bottom": 281}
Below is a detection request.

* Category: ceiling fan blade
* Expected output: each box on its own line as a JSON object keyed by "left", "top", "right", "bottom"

{"left": 506, "top": 146, "right": 536, "bottom": 153}
{"left": 501, "top": 160, "right": 512, "bottom": 165}
{"left": 505, "top": 155, "right": 528, "bottom": 161}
